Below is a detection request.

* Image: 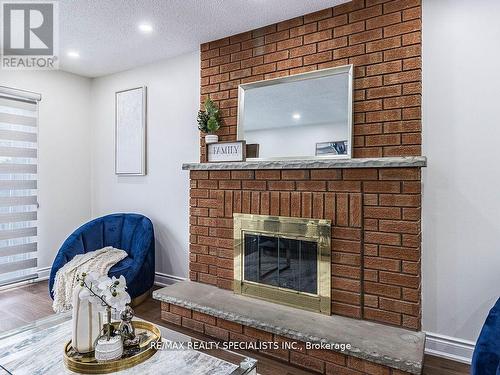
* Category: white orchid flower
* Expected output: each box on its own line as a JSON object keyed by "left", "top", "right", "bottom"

{"left": 97, "top": 275, "right": 112, "bottom": 291}
{"left": 115, "top": 275, "right": 127, "bottom": 290}
{"left": 108, "top": 291, "right": 131, "bottom": 312}
{"left": 98, "top": 275, "right": 126, "bottom": 291}
{"left": 102, "top": 282, "right": 130, "bottom": 312}
{"left": 78, "top": 273, "right": 131, "bottom": 313}
{"left": 110, "top": 275, "right": 127, "bottom": 291}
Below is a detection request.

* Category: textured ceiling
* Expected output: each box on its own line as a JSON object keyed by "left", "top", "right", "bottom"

{"left": 58, "top": 0, "right": 349, "bottom": 78}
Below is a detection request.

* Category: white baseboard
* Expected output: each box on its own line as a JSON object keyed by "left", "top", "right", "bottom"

{"left": 37, "top": 266, "right": 51, "bottom": 281}
{"left": 36, "top": 268, "right": 183, "bottom": 287}
{"left": 0, "top": 266, "right": 51, "bottom": 291}
{"left": 154, "top": 272, "right": 186, "bottom": 287}
{"left": 424, "top": 331, "right": 475, "bottom": 364}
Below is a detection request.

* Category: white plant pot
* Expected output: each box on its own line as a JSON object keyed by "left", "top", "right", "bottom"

{"left": 71, "top": 286, "right": 102, "bottom": 353}
{"left": 205, "top": 134, "right": 218, "bottom": 144}
{"left": 95, "top": 335, "right": 124, "bottom": 362}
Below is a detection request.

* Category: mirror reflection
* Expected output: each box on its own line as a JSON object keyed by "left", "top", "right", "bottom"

{"left": 238, "top": 65, "right": 352, "bottom": 160}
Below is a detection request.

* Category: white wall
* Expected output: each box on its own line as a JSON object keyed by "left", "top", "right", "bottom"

{"left": 90, "top": 51, "right": 200, "bottom": 279}
{"left": 0, "top": 70, "right": 92, "bottom": 269}
{"left": 423, "top": 0, "right": 500, "bottom": 358}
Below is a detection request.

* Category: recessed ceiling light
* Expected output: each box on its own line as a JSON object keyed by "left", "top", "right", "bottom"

{"left": 138, "top": 23, "right": 153, "bottom": 34}
{"left": 292, "top": 113, "right": 301, "bottom": 120}
{"left": 67, "top": 50, "right": 80, "bottom": 59}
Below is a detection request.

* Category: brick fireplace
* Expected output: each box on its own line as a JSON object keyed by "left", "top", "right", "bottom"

{"left": 156, "top": 1, "right": 425, "bottom": 373}
{"left": 188, "top": 166, "right": 422, "bottom": 330}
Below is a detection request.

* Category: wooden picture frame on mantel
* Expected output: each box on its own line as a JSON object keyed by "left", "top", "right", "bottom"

{"left": 206, "top": 140, "right": 246, "bottom": 163}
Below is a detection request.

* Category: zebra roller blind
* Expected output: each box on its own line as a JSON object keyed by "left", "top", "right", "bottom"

{"left": 0, "top": 86, "right": 40, "bottom": 286}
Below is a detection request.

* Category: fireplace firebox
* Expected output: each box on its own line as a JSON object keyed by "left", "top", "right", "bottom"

{"left": 234, "top": 213, "right": 331, "bottom": 314}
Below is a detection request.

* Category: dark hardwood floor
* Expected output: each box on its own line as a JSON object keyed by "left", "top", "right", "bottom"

{"left": 0, "top": 280, "right": 54, "bottom": 332}
{"left": 0, "top": 280, "right": 471, "bottom": 375}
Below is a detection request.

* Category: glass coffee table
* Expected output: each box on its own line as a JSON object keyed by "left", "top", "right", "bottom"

{"left": 0, "top": 313, "right": 257, "bottom": 374}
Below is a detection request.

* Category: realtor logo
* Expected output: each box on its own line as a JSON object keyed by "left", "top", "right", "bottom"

{"left": 1, "top": 1, "right": 59, "bottom": 69}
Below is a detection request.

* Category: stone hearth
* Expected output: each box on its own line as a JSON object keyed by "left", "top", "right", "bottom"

{"left": 154, "top": 281, "right": 425, "bottom": 374}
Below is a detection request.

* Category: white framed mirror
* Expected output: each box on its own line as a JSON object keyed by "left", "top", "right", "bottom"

{"left": 237, "top": 65, "right": 353, "bottom": 160}
{"left": 115, "top": 86, "right": 147, "bottom": 175}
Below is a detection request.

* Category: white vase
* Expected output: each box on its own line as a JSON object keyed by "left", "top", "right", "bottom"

{"left": 71, "top": 286, "right": 102, "bottom": 353}
{"left": 205, "top": 134, "right": 218, "bottom": 144}
{"left": 95, "top": 335, "right": 123, "bottom": 362}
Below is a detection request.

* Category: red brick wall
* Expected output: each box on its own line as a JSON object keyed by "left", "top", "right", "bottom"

{"left": 199, "top": 0, "right": 422, "bottom": 162}
{"left": 189, "top": 167, "right": 422, "bottom": 330}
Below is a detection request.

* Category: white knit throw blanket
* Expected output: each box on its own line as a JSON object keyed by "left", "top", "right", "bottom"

{"left": 52, "top": 246, "right": 128, "bottom": 313}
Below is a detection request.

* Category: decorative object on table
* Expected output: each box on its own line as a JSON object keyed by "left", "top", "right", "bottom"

{"left": 95, "top": 335, "right": 123, "bottom": 362}
{"left": 119, "top": 305, "right": 140, "bottom": 347}
{"left": 315, "top": 141, "right": 348, "bottom": 156}
{"left": 5, "top": 313, "right": 254, "bottom": 375}
{"left": 71, "top": 285, "right": 103, "bottom": 353}
{"left": 63, "top": 320, "right": 161, "bottom": 374}
{"left": 76, "top": 272, "right": 131, "bottom": 362}
{"left": 49, "top": 213, "right": 155, "bottom": 304}
{"left": 246, "top": 144, "right": 259, "bottom": 158}
{"left": 207, "top": 140, "right": 246, "bottom": 163}
{"left": 197, "top": 97, "right": 221, "bottom": 144}
{"left": 115, "top": 86, "right": 147, "bottom": 175}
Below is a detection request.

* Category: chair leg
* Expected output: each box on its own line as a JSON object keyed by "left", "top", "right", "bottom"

{"left": 130, "top": 287, "right": 152, "bottom": 307}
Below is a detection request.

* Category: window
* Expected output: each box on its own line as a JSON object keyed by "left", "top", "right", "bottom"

{"left": 0, "top": 86, "right": 40, "bottom": 286}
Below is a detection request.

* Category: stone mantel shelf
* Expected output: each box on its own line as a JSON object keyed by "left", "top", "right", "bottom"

{"left": 182, "top": 156, "right": 427, "bottom": 171}
{"left": 154, "top": 281, "right": 425, "bottom": 374}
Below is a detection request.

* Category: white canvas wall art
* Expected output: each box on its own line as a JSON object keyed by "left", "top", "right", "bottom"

{"left": 115, "top": 87, "right": 146, "bottom": 175}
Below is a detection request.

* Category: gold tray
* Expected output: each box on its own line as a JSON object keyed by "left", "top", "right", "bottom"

{"left": 63, "top": 321, "right": 161, "bottom": 374}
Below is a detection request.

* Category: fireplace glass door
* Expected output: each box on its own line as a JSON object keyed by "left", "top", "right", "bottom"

{"left": 243, "top": 233, "right": 318, "bottom": 295}
{"left": 234, "top": 213, "right": 331, "bottom": 314}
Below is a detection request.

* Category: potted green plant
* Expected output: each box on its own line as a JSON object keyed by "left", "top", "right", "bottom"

{"left": 197, "top": 97, "right": 221, "bottom": 144}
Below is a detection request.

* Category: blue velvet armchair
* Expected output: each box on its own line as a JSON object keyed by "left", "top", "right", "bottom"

{"left": 471, "top": 298, "right": 500, "bottom": 375}
{"left": 49, "top": 213, "right": 155, "bottom": 301}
